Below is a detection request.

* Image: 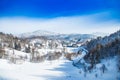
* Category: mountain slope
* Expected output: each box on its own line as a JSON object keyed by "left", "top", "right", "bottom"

{"left": 83, "top": 30, "right": 120, "bottom": 70}
{"left": 86, "top": 30, "right": 120, "bottom": 50}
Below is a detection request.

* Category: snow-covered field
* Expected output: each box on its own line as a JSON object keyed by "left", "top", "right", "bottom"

{"left": 0, "top": 58, "right": 80, "bottom": 80}
{"left": 0, "top": 57, "right": 119, "bottom": 80}
{"left": 0, "top": 47, "right": 119, "bottom": 80}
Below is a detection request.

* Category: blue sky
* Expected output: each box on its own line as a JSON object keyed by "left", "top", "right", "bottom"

{"left": 0, "top": 0, "right": 120, "bottom": 34}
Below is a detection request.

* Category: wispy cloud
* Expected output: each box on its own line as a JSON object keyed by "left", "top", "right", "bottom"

{"left": 0, "top": 11, "right": 119, "bottom": 34}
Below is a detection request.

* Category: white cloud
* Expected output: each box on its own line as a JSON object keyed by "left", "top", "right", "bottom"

{"left": 0, "top": 12, "right": 119, "bottom": 34}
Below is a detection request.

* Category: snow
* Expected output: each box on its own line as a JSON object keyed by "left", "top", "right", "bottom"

{"left": 0, "top": 48, "right": 120, "bottom": 80}
{"left": 5, "top": 49, "right": 30, "bottom": 60}
{"left": 68, "top": 46, "right": 88, "bottom": 64}
{"left": 65, "top": 47, "right": 78, "bottom": 53}
{"left": 65, "top": 46, "right": 88, "bottom": 54}
{"left": 0, "top": 57, "right": 119, "bottom": 80}
{"left": 0, "top": 59, "right": 80, "bottom": 80}
{"left": 74, "top": 57, "right": 119, "bottom": 80}
{"left": 73, "top": 51, "right": 87, "bottom": 64}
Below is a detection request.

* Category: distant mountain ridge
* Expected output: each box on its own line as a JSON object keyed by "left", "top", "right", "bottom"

{"left": 18, "top": 30, "right": 108, "bottom": 39}
{"left": 18, "top": 30, "right": 59, "bottom": 38}
{"left": 92, "top": 32, "right": 109, "bottom": 37}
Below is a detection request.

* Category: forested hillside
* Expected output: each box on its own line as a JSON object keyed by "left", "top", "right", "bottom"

{"left": 84, "top": 30, "right": 120, "bottom": 71}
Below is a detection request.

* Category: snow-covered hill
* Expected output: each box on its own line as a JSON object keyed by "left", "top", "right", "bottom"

{"left": 18, "top": 30, "right": 97, "bottom": 42}
{"left": 87, "top": 30, "right": 120, "bottom": 50}
{"left": 18, "top": 30, "right": 59, "bottom": 38}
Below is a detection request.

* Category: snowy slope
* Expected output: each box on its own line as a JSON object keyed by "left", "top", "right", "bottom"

{"left": 0, "top": 57, "right": 119, "bottom": 80}
{"left": 0, "top": 59, "right": 80, "bottom": 80}
{"left": 77, "top": 57, "right": 120, "bottom": 80}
